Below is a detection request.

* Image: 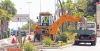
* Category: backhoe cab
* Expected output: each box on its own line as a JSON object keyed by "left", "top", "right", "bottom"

{"left": 37, "top": 12, "right": 53, "bottom": 26}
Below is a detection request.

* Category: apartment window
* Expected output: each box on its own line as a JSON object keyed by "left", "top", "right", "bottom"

{"left": 97, "top": 24, "right": 99, "bottom": 29}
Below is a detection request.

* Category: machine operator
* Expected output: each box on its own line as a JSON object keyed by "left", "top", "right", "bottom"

{"left": 43, "top": 16, "right": 49, "bottom": 26}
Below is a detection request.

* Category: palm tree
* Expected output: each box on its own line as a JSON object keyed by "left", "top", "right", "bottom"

{"left": 0, "top": 0, "right": 17, "bottom": 31}
{"left": 55, "top": 0, "right": 68, "bottom": 32}
{"left": 0, "top": 0, "right": 17, "bottom": 39}
{"left": 56, "top": 0, "right": 67, "bottom": 17}
{"left": 0, "top": 9, "right": 8, "bottom": 38}
{"left": 56, "top": 0, "right": 74, "bottom": 32}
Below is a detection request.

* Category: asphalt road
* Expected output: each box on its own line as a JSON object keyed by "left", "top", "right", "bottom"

{"left": 39, "top": 37, "right": 100, "bottom": 51}
{"left": 0, "top": 36, "right": 100, "bottom": 51}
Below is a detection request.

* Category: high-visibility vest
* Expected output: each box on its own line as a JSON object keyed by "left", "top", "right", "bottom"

{"left": 44, "top": 19, "right": 48, "bottom": 23}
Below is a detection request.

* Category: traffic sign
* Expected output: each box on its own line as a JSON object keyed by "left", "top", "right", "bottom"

{"left": 12, "top": 14, "right": 29, "bottom": 22}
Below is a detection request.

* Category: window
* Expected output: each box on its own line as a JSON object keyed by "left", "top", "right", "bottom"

{"left": 78, "top": 23, "right": 84, "bottom": 27}
{"left": 80, "top": 23, "right": 84, "bottom": 27}
{"left": 97, "top": 24, "right": 99, "bottom": 29}
{"left": 37, "top": 15, "right": 53, "bottom": 26}
{"left": 87, "top": 23, "right": 95, "bottom": 28}
{"left": 37, "top": 16, "right": 41, "bottom": 26}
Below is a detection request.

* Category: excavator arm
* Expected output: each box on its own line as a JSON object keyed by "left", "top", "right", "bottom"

{"left": 49, "top": 14, "right": 80, "bottom": 35}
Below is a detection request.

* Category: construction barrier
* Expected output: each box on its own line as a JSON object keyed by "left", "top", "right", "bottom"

{"left": 7, "top": 48, "right": 20, "bottom": 51}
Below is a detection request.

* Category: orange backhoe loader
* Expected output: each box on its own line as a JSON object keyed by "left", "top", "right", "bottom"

{"left": 33, "top": 12, "right": 80, "bottom": 42}
{"left": 33, "top": 0, "right": 80, "bottom": 42}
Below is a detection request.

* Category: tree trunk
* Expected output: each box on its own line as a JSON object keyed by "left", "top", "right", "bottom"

{"left": 4, "top": 21, "right": 6, "bottom": 31}
{"left": 5, "top": 21, "right": 8, "bottom": 31}
{"left": 1, "top": 20, "right": 4, "bottom": 39}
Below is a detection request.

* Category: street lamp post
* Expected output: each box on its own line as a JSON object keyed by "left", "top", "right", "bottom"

{"left": 27, "top": 2, "right": 32, "bottom": 35}
{"left": 20, "top": 8, "right": 22, "bottom": 15}
{"left": 40, "top": 0, "right": 41, "bottom": 12}
{"left": 20, "top": 8, "right": 22, "bottom": 28}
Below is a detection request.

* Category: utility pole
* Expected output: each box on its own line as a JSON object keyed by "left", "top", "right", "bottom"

{"left": 55, "top": 0, "right": 56, "bottom": 14}
{"left": 57, "top": 0, "right": 59, "bottom": 19}
{"left": 20, "top": 8, "right": 22, "bottom": 16}
{"left": 27, "top": 2, "right": 32, "bottom": 35}
{"left": 20, "top": 8, "right": 22, "bottom": 29}
{"left": 40, "top": 0, "right": 41, "bottom": 12}
{"left": 54, "top": 0, "right": 56, "bottom": 21}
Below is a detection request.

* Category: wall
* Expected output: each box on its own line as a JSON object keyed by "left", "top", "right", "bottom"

{"left": 96, "top": 2, "right": 100, "bottom": 36}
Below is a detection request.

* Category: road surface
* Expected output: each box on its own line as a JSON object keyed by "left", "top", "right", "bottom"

{"left": 39, "top": 37, "right": 100, "bottom": 51}
{"left": 0, "top": 35, "right": 100, "bottom": 51}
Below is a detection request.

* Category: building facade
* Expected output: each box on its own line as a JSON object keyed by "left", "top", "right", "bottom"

{"left": 96, "top": 2, "right": 100, "bottom": 36}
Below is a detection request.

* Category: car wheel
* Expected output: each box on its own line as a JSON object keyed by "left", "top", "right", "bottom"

{"left": 91, "top": 40, "right": 96, "bottom": 46}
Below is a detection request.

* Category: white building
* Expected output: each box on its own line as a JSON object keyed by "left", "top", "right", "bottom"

{"left": 96, "top": 2, "right": 100, "bottom": 36}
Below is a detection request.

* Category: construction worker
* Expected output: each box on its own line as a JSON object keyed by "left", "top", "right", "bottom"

{"left": 43, "top": 17, "right": 49, "bottom": 26}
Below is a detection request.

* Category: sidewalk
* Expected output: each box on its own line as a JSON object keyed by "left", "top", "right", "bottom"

{"left": 0, "top": 35, "right": 34, "bottom": 51}
{"left": 0, "top": 36, "right": 12, "bottom": 45}
{"left": 0, "top": 36, "right": 13, "bottom": 51}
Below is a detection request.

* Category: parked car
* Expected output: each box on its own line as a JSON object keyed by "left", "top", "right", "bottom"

{"left": 11, "top": 30, "right": 17, "bottom": 36}
{"left": 16, "top": 30, "right": 26, "bottom": 36}
{"left": 20, "top": 30, "right": 26, "bottom": 36}
{"left": 11, "top": 30, "right": 26, "bottom": 37}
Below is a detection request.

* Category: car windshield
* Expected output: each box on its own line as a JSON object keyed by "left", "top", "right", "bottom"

{"left": 87, "top": 23, "right": 95, "bottom": 28}
{"left": 78, "top": 23, "right": 84, "bottom": 27}
{"left": 80, "top": 23, "right": 84, "bottom": 27}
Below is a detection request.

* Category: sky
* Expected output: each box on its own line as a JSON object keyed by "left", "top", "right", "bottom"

{"left": 8, "top": 0, "right": 77, "bottom": 30}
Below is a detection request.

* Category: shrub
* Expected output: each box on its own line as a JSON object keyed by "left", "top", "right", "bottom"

{"left": 55, "top": 34, "right": 60, "bottom": 42}
{"left": 44, "top": 36, "right": 53, "bottom": 46}
{"left": 56, "top": 30, "right": 68, "bottom": 42}
{"left": 65, "top": 32, "right": 76, "bottom": 40}
{"left": 56, "top": 30, "right": 61, "bottom": 35}
{"left": 3, "top": 31, "right": 8, "bottom": 38}
{"left": 56, "top": 30, "right": 62, "bottom": 42}
{"left": 60, "top": 33, "right": 67, "bottom": 42}
{"left": 7, "top": 29, "right": 10, "bottom": 37}
{"left": 24, "top": 42, "right": 34, "bottom": 51}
